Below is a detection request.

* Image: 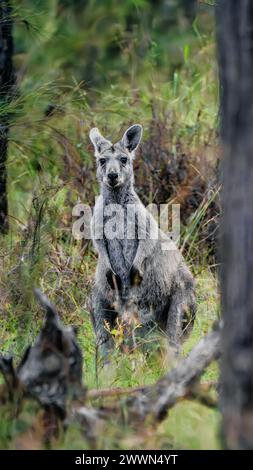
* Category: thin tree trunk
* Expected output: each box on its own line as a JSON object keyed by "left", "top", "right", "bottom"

{"left": 217, "top": 0, "right": 253, "bottom": 449}
{"left": 0, "top": 1, "right": 14, "bottom": 233}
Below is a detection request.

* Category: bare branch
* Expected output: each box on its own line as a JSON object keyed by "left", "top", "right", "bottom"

{"left": 127, "top": 321, "right": 221, "bottom": 422}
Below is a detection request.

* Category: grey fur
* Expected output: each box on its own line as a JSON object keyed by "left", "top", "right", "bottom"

{"left": 89, "top": 124, "right": 196, "bottom": 358}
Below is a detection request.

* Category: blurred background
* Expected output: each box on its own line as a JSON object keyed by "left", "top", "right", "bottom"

{"left": 8, "top": 0, "right": 219, "bottom": 259}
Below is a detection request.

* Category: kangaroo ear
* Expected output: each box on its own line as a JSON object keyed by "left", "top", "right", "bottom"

{"left": 89, "top": 128, "right": 112, "bottom": 155}
{"left": 121, "top": 124, "right": 143, "bottom": 152}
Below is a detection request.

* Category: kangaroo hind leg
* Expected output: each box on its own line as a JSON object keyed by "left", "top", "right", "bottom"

{"left": 166, "top": 280, "right": 196, "bottom": 351}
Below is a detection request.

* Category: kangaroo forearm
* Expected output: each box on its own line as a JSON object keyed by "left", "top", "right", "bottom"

{"left": 95, "top": 239, "right": 112, "bottom": 270}
{"left": 132, "top": 238, "right": 157, "bottom": 271}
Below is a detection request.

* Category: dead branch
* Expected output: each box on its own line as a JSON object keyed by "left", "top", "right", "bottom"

{"left": 86, "top": 385, "right": 146, "bottom": 400}
{"left": 126, "top": 321, "right": 221, "bottom": 422}
{"left": 86, "top": 380, "right": 218, "bottom": 406}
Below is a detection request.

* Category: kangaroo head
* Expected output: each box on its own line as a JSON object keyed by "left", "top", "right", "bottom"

{"left": 89, "top": 124, "right": 143, "bottom": 189}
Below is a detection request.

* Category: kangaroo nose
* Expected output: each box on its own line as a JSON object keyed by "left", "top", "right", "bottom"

{"left": 108, "top": 172, "right": 118, "bottom": 183}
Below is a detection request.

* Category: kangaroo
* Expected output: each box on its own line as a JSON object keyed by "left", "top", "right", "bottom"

{"left": 89, "top": 124, "right": 196, "bottom": 358}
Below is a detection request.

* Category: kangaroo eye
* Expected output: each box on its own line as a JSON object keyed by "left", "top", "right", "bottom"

{"left": 99, "top": 158, "right": 106, "bottom": 166}
{"left": 120, "top": 157, "right": 128, "bottom": 165}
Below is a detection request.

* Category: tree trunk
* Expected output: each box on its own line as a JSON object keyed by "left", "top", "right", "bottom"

{"left": 0, "top": 1, "right": 14, "bottom": 234}
{"left": 217, "top": 0, "right": 253, "bottom": 449}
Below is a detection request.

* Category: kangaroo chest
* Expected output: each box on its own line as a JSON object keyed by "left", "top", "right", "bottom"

{"left": 104, "top": 204, "right": 138, "bottom": 282}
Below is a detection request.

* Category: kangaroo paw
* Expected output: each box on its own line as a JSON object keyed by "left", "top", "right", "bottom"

{"left": 106, "top": 270, "right": 122, "bottom": 291}
{"left": 130, "top": 266, "right": 143, "bottom": 286}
